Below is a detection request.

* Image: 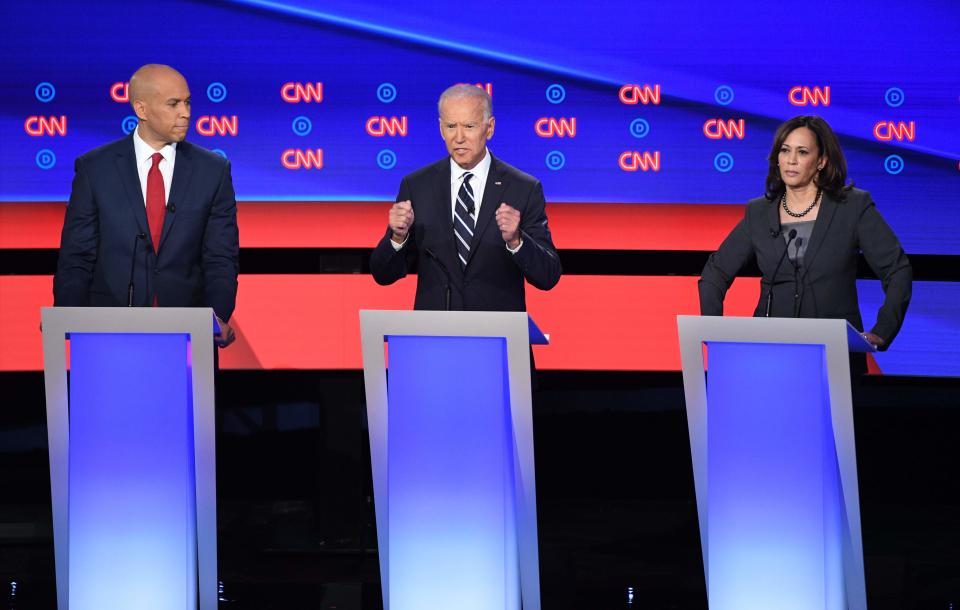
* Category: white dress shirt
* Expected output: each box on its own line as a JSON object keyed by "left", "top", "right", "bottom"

{"left": 393, "top": 148, "right": 521, "bottom": 252}
{"left": 133, "top": 127, "right": 176, "bottom": 206}
{"left": 449, "top": 148, "right": 491, "bottom": 224}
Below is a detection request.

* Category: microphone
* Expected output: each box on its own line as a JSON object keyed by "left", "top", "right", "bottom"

{"left": 127, "top": 232, "right": 147, "bottom": 307}
{"left": 792, "top": 237, "right": 804, "bottom": 317}
{"left": 424, "top": 248, "right": 454, "bottom": 311}
{"left": 764, "top": 228, "right": 797, "bottom": 317}
{"left": 769, "top": 228, "right": 781, "bottom": 238}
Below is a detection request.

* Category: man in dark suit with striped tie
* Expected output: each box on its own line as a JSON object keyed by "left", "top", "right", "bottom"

{"left": 370, "top": 84, "right": 561, "bottom": 310}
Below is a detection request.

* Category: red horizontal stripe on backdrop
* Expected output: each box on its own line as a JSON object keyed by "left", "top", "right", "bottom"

{"left": 0, "top": 203, "right": 67, "bottom": 249}
{"left": 1, "top": 202, "right": 746, "bottom": 251}
{"left": 0, "top": 275, "right": 760, "bottom": 372}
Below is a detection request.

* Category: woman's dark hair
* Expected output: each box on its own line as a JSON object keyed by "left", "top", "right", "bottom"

{"left": 764, "top": 115, "right": 853, "bottom": 200}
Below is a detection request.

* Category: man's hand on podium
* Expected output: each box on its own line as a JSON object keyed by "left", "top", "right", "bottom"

{"left": 215, "top": 317, "right": 236, "bottom": 348}
{"left": 862, "top": 332, "right": 885, "bottom": 349}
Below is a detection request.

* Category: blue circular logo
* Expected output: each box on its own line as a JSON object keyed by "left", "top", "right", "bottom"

{"left": 376, "top": 149, "right": 398, "bottom": 170}
{"left": 35, "top": 82, "right": 56, "bottom": 103}
{"left": 212, "top": 149, "right": 227, "bottom": 158}
{"left": 883, "top": 154, "right": 904, "bottom": 175}
{"left": 884, "top": 87, "right": 905, "bottom": 108}
{"left": 36, "top": 149, "right": 56, "bottom": 170}
{"left": 713, "top": 152, "right": 734, "bottom": 173}
{"left": 545, "top": 150, "right": 566, "bottom": 171}
{"left": 121, "top": 115, "right": 139, "bottom": 135}
{"left": 292, "top": 115, "right": 312, "bottom": 136}
{"left": 207, "top": 82, "right": 227, "bottom": 103}
{"left": 629, "top": 118, "right": 650, "bottom": 139}
{"left": 714, "top": 85, "right": 735, "bottom": 106}
{"left": 377, "top": 83, "right": 397, "bottom": 104}
{"left": 545, "top": 84, "right": 566, "bottom": 104}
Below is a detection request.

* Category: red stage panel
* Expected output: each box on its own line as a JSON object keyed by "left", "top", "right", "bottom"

{"left": 0, "top": 275, "right": 759, "bottom": 372}
{"left": 1, "top": 202, "right": 745, "bottom": 251}
{"left": 528, "top": 276, "right": 758, "bottom": 370}
{"left": 0, "top": 276, "right": 52, "bottom": 371}
{"left": 547, "top": 203, "right": 744, "bottom": 251}
{"left": 0, "top": 203, "right": 65, "bottom": 249}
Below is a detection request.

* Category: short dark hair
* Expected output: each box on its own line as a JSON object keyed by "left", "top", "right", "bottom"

{"left": 764, "top": 115, "right": 853, "bottom": 200}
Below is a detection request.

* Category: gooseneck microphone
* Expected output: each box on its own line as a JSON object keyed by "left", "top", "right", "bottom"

{"left": 127, "top": 232, "right": 147, "bottom": 306}
{"left": 424, "top": 248, "right": 453, "bottom": 311}
{"left": 792, "top": 237, "right": 804, "bottom": 317}
{"left": 764, "top": 228, "right": 797, "bottom": 317}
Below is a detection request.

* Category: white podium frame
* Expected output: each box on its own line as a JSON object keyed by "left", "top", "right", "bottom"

{"left": 41, "top": 307, "right": 218, "bottom": 610}
{"left": 359, "top": 309, "right": 543, "bottom": 610}
{"left": 677, "top": 315, "right": 872, "bottom": 610}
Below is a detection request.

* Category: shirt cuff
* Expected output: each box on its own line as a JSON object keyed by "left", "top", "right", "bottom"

{"left": 390, "top": 235, "right": 408, "bottom": 251}
{"left": 506, "top": 238, "right": 524, "bottom": 254}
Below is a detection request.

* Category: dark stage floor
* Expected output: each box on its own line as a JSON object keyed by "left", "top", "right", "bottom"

{"left": 1, "top": 370, "right": 958, "bottom": 609}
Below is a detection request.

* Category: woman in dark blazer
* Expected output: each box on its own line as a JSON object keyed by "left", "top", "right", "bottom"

{"left": 699, "top": 115, "right": 912, "bottom": 355}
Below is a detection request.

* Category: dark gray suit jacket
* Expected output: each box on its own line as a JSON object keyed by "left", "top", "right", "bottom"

{"left": 699, "top": 188, "right": 912, "bottom": 348}
{"left": 370, "top": 154, "right": 561, "bottom": 311}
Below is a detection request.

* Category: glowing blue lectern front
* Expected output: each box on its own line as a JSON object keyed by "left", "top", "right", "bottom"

{"left": 359, "top": 310, "right": 547, "bottom": 610}
{"left": 677, "top": 315, "right": 876, "bottom": 610}
{"left": 40, "top": 307, "right": 219, "bottom": 610}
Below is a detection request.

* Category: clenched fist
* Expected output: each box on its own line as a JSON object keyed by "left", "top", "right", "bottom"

{"left": 495, "top": 203, "right": 521, "bottom": 249}
{"left": 389, "top": 200, "right": 415, "bottom": 244}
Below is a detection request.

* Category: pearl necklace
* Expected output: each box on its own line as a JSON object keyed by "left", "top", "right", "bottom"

{"left": 781, "top": 189, "right": 822, "bottom": 218}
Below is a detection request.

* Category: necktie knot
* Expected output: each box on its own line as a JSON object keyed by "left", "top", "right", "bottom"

{"left": 151, "top": 152, "right": 163, "bottom": 169}
{"left": 462, "top": 172, "right": 473, "bottom": 184}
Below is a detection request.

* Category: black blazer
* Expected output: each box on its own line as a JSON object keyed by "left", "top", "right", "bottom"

{"left": 699, "top": 188, "right": 912, "bottom": 348}
{"left": 54, "top": 135, "right": 240, "bottom": 320}
{"left": 370, "top": 154, "right": 561, "bottom": 311}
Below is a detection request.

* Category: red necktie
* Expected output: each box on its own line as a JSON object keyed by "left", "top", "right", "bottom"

{"left": 146, "top": 152, "right": 166, "bottom": 253}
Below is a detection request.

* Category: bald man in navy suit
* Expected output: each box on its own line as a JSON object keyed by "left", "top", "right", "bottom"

{"left": 54, "top": 64, "right": 239, "bottom": 347}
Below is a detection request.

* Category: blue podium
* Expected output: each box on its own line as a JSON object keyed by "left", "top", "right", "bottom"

{"left": 359, "top": 310, "right": 547, "bottom": 610}
{"left": 40, "top": 307, "right": 219, "bottom": 610}
{"left": 677, "top": 315, "right": 876, "bottom": 610}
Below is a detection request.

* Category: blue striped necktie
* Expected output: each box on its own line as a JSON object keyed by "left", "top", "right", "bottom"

{"left": 453, "top": 172, "right": 475, "bottom": 268}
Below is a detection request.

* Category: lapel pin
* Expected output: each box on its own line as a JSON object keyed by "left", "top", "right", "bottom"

{"left": 494, "top": 181, "right": 502, "bottom": 185}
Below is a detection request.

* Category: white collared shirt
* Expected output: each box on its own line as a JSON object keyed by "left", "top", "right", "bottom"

{"left": 391, "top": 147, "right": 521, "bottom": 252}
{"left": 449, "top": 148, "right": 491, "bottom": 224}
{"left": 132, "top": 127, "right": 176, "bottom": 207}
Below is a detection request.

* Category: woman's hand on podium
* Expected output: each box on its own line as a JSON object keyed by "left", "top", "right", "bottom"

{"left": 862, "top": 332, "right": 886, "bottom": 349}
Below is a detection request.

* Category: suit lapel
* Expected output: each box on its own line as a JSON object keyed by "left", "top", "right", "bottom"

{"left": 799, "top": 191, "right": 837, "bottom": 280}
{"left": 115, "top": 136, "right": 149, "bottom": 236}
{"left": 466, "top": 154, "right": 506, "bottom": 266}
{"left": 159, "top": 141, "right": 194, "bottom": 252}
{"left": 431, "top": 160, "right": 463, "bottom": 281}
{"left": 766, "top": 198, "right": 789, "bottom": 279}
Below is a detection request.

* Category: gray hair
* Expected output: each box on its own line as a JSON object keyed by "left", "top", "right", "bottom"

{"left": 438, "top": 84, "right": 493, "bottom": 121}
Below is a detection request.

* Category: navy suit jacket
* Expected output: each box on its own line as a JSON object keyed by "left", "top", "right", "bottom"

{"left": 370, "top": 155, "right": 561, "bottom": 311}
{"left": 54, "top": 135, "right": 239, "bottom": 320}
{"left": 699, "top": 188, "right": 912, "bottom": 348}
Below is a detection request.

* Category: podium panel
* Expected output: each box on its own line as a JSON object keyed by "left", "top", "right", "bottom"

{"left": 68, "top": 333, "right": 197, "bottom": 609}
{"left": 360, "top": 310, "right": 542, "bottom": 610}
{"left": 706, "top": 342, "right": 843, "bottom": 609}
{"left": 677, "top": 316, "right": 869, "bottom": 610}
{"left": 387, "top": 335, "right": 517, "bottom": 609}
{"left": 41, "top": 308, "right": 218, "bottom": 610}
